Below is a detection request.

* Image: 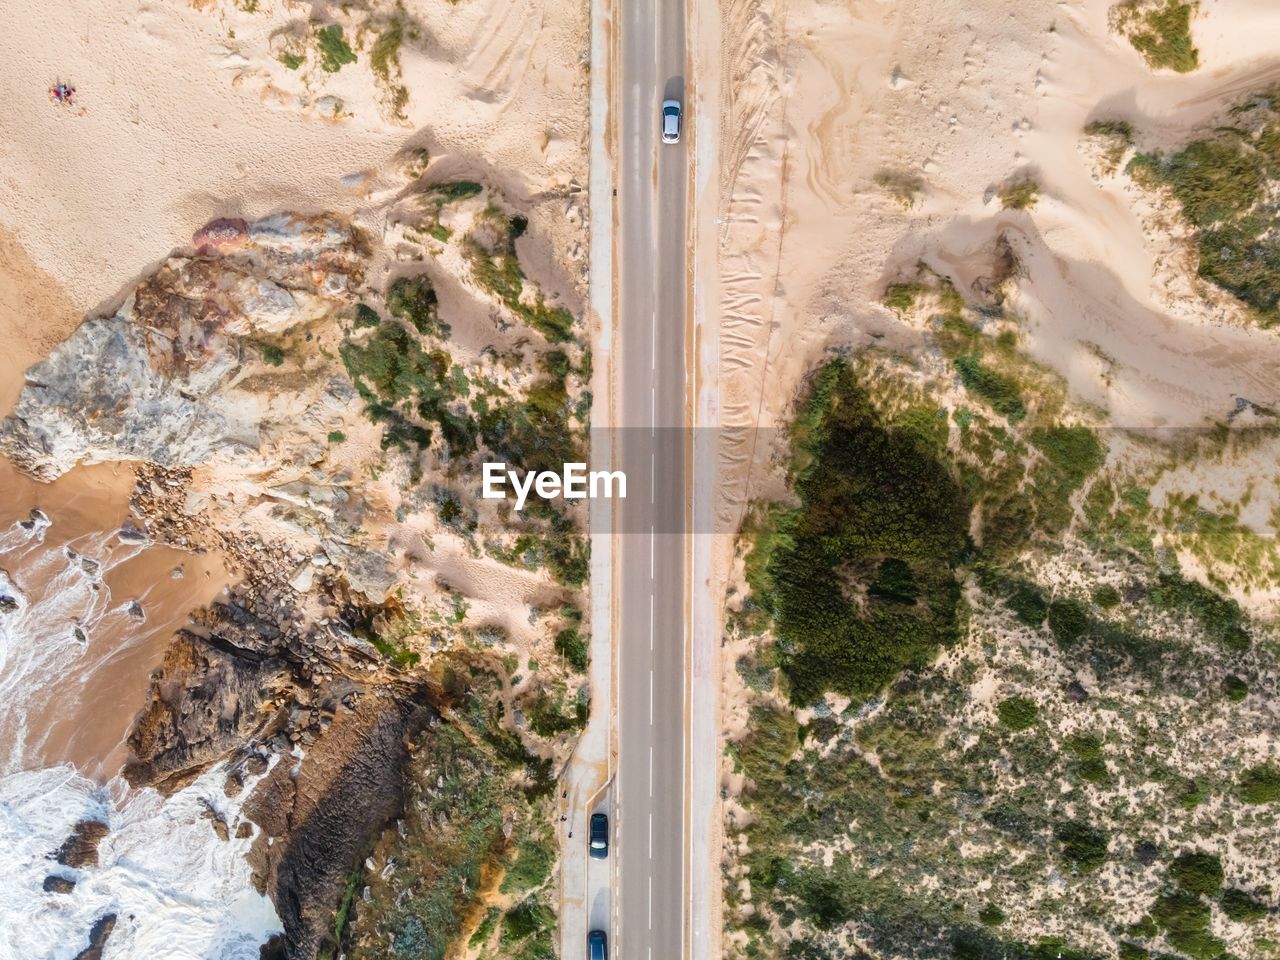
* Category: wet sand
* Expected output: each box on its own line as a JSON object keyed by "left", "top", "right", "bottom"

{"left": 0, "top": 459, "right": 229, "bottom": 780}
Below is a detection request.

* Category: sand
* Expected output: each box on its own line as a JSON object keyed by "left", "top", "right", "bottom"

{"left": 0, "top": 0, "right": 588, "bottom": 781}
{"left": 0, "top": 0, "right": 587, "bottom": 321}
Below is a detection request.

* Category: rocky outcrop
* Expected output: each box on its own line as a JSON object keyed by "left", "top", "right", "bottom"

{"left": 54, "top": 820, "right": 110, "bottom": 869}
{"left": 0, "top": 213, "right": 363, "bottom": 480}
{"left": 244, "top": 684, "right": 437, "bottom": 960}
{"left": 72, "top": 914, "right": 117, "bottom": 960}
{"left": 124, "top": 574, "right": 380, "bottom": 792}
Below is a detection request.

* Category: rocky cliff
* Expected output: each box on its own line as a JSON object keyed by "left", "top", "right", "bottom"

{"left": 6, "top": 195, "right": 590, "bottom": 960}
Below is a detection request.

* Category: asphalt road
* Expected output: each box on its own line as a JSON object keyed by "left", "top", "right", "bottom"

{"left": 614, "top": 0, "right": 688, "bottom": 952}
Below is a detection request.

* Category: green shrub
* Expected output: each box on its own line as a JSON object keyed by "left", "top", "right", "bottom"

{"left": 978, "top": 904, "right": 1006, "bottom": 927}
{"left": 1152, "top": 890, "right": 1211, "bottom": 936}
{"left": 1117, "top": 942, "right": 1150, "bottom": 960}
{"left": 355, "top": 303, "right": 381, "bottom": 328}
{"left": 1055, "top": 820, "right": 1110, "bottom": 872}
{"left": 743, "top": 360, "right": 969, "bottom": 704}
{"left": 316, "top": 24, "right": 357, "bottom": 73}
{"left": 501, "top": 898, "right": 554, "bottom": 942}
{"left": 554, "top": 626, "right": 589, "bottom": 673}
{"left": 1220, "top": 888, "right": 1268, "bottom": 923}
{"left": 1007, "top": 581, "right": 1048, "bottom": 626}
{"left": 257, "top": 342, "right": 285, "bottom": 366}
{"left": 1170, "top": 851, "right": 1223, "bottom": 896}
{"left": 386, "top": 275, "right": 449, "bottom": 339}
{"left": 999, "top": 178, "right": 1040, "bottom": 210}
{"left": 997, "top": 696, "right": 1038, "bottom": 731}
{"left": 432, "top": 181, "right": 484, "bottom": 202}
{"left": 327, "top": 430, "right": 346, "bottom": 444}
{"left": 500, "top": 837, "right": 554, "bottom": 894}
{"left": 1092, "top": 584, "right": 1122, "bottom": 608}
{"left": 954, "top": 355, "right": 1026, "bottom": 422}
{"left": 1239, "top": 763, "right": 1280, "bottom": 804}
{"left": 1047, "top": 598, "right": 1090, "bottom": 646}
{"left": 279, "top": 52, "right": 304, "bottom": 70}
{"left": 1223, "top": 674, "right": 1249, "bottom": 702}
{"left": 1147, "top": 573, "right": 1252, "bottom": 651}
{"left": 874, "top": 171, "right": 925, "bottom": 206}
{"left": 1167, "top": 929, "right": 1227, "bottom": 960}
{"left": 883, "top": 282, "right": 923, "bottom": 313}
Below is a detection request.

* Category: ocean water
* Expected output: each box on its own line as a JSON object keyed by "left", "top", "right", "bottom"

{"left": 0, "top": 508, "right": 282, "bottom": 959}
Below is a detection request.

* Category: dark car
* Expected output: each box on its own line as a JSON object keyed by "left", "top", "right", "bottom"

{"left": 589, "top": 812, "right": 609, "bottom": 859}
{"left": 588, "top": 930, "right": 608, "bottom": 960}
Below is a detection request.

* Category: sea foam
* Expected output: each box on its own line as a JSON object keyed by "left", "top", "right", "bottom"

{"left": 0, "top": 513, "right": 281, "bottom": 959}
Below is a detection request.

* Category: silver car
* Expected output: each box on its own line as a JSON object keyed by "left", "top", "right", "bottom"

{"left": 661, "top": 99, "right": 682, "bottom": 144}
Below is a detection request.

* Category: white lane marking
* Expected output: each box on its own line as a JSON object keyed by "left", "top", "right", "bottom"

{"left": 651, "top": 386, "right": 656, "bottom": 435}
{"left": 650, "top": 526, "right": 655, "bottom": 579}
{"left": 649, "top": 812, "right": 653, "bottom": 860}
{"left": 652, "top": 303, "right": 657, "bottom": 371}
{"left": 649, "top": 743, "right": 654, "bottom": 794}
{"left": 648, "top": 875, "right": 653, "bottom": 931}
{"left": 649, "top": 593, "right": 655, "bottom": 652}
{"left": 649, "top": 674, "right": 654, "bottom": 727}
{"left": 650, "top": 451, "right": 656, "bottom": 504}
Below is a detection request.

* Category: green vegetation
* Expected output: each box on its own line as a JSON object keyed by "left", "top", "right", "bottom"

{"left": 463, "top": 208, "right": 575, "bottom": 343}
{"left": 1006, "top": 581, "right": 1048, "bottom": 626}
{"left": 883, "top": 282, "right": 925, "bottom": 314}
{"left": 256, "top": 341, "right": 285, "bottom": 366}
{"left": 874, "top": 170, "right": 925, "bottom": 206}
{"left": 1084, "top": 119, "right": 1135, "bottom": 173}
{"left": 1114, "top": 0, "right": 1199, "bottom": 73}
{"left": 279, "top": 51, "right": 305, "bottom": 70}
{"left": 1223, "top": 674, "right": 1249, "bottom": 701}
{"left": 1170, "top": 851, "right": 1223, "bottom": 896}
{"left": 1239, "top": 763, "right": 1280, "bottom": 804}
{"left": 998, "top": 178, "right": 1040, "bottom": 210}
{"left": 386, "top": 275, "right": 449, "bottom": 339}
{"left": 997, "top": 696, "right": 1039, "bottom": 731}
{"left": 344, "top": 666, "right": 558, "bottom": 959}
{"left": 1148, "top": 572, "right": 1250, "bottom": 651}
{"left": 1091, "top": 584, "right": 1122, "bottom": 608}
{"left": 1047, "top": 597, "right": 1089, "bottom": 646}
{"left": 316, "top": 24, "right": 357, "bottom": 73}
{"left": 1064, "top": 733, "right": 1109, "bottom": 784}
{"left": 954, "top": 354, "right": 1026, "bottom": 422}
{"left": 327, "top": 430, "right": 346, "bottom": 444}
{"left": 333, "top": 871, "right": 360, "bottom": 946}
{"left": 1151, "top": 891, "right": 1221, "bottom": 960}
{"left": 978, "top": 904, "right": 1006, "bottom": 927}
{"left": 1220, "top": 888, "right": 1268, "bottom": 923}
{"left": 499, "top": 835, "right": 554, "bottom": 894}
{"left": 1055, "top": 820, "right": 1110, "bottom": 873}
{"left": 743, "top": 360, "right": 969, "bottom": 704}
{"left": 369, "top": 19, "right": 407, "bottom": 119}
{"left": 355, "top": 303, "right": 381, "bottom": 328}
{"left": 553, "top": 626, "right": 589, "bottom": 672}
{"left": 1126, "top": 94, "right": 1280, "bottom": 324}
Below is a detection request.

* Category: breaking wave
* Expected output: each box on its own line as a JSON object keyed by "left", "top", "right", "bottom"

{"left": 0, "top": 512, "right": 281, "bottom": 960}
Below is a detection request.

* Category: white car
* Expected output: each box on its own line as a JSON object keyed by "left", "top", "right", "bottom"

{"left": 661, "top": 99, "right": 682, "bottom": 144}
